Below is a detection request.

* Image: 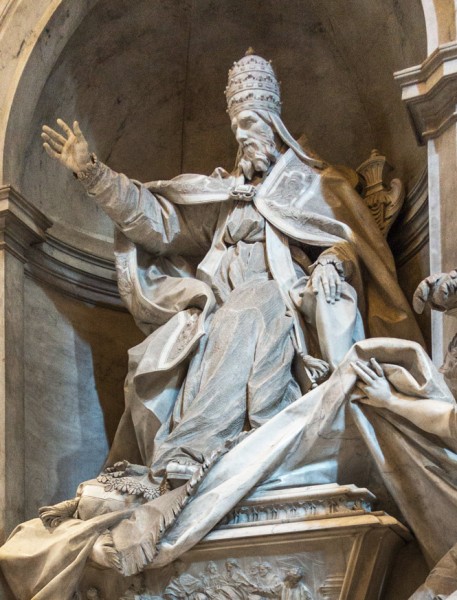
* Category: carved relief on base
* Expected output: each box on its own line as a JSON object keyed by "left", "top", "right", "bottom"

{"left": 77, "top": 485, "right": 408, "bottom": 600}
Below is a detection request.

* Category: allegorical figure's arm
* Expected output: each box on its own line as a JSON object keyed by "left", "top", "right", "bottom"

{"left": 351, "top": 358, "right": 456, "bottom": 439}
{"left": 41, "top": 119, "right": 218, "bottom": 256}
{"left": 413, "top": 270, "right": 457, "bottom": 314}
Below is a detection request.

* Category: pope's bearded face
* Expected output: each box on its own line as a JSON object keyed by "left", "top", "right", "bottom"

{"left": 231, "top": 110, "right": 278, "bottom": 180}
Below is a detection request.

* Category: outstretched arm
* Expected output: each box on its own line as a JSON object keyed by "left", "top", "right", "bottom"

{"left": 42, "top": 120, "right": 217, "bottom": 255}
{"left": 351, "top": 358, "right": 456, "bottom": 439}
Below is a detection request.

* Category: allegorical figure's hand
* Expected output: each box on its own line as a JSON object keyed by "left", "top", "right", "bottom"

{"left": 413, "top": 270, "right": 457, "bottom": 314}
{"left": 311, "top": 263, "right": 343, "bottom": 304}
{"left": 350, "top": 358, "right": 393, "bottom": 408}
{"left": 41, "top": 119, "right": 90, "bottom": 173}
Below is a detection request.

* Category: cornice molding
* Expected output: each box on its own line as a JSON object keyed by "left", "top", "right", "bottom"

{"left": 0, "top": 185, "right": 123, "bottom": 308}
{"left": 395, "top": 42, "right": 457, "bottom": 143}
{"left": 0, "top": 185, "right": 51, "bottom": 261}
{"left": 26, "top": 232, "right": 123, "bottom": 310}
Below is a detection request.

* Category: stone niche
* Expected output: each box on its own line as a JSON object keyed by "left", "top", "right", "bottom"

{"left": 0, "top": 1, "right": 436, "bottom": 599}
{"left": 0, "top": 0, "right": 430, "bottom": 520}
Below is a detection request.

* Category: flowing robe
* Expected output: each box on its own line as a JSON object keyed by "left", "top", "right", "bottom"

{"left": 79, "top": 147, "right": 423, "bottom": 471}
{"left": 0, "top": 148, "right": 432, "bottom": 600}
{"left": 2, "top": 340, "right": 456, "bottom": 600}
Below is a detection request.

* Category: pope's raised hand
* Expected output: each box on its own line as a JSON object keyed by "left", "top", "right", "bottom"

{"left": 41, "top": 119, "right": 90, "bottom": 173}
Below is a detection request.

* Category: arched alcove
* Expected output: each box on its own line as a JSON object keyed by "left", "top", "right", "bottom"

{"left": 3, "top": 0, "right": 427, "bottom": 256}
{"left": 0, "top": 0, "right": 435, "bottom": 546}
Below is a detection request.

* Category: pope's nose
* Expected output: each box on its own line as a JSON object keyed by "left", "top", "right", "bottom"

{"left": 235, "top": 128, "right": 248, "bottom": 143}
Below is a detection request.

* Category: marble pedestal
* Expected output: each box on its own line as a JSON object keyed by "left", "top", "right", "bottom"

{"left": 80, "top": 484, "right": 410, "bottom": 600}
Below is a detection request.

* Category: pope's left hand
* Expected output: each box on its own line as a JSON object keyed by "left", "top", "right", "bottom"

{"left": 311, "top": 263, "right": 342, "bottom": 304}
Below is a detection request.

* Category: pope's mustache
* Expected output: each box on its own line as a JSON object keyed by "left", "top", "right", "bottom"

{"left": 238, "top": 134, "right": 278, "bottom": 179}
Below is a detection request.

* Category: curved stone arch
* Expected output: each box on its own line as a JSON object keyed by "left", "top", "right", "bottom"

{"left": 420, "top": 0, "right": 457, "bottom": 53}
{"left": 0, "top": 0, "right": 98, "bottom": 187}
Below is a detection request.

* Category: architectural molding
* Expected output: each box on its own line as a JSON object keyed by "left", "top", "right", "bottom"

{"left": 0, "top": 185, "right": 51, "bottom": 261}
{"left": 26, "top": 232, "right": 123, "bottom": 310}
{"left": 395, "top": 42, "right": 457, "bottom": 143}
{"left": 218, "top": 484, "right": 376, "bottom": 529}
{"left": 0, "top": 185, "right": 122, "bottom": 308}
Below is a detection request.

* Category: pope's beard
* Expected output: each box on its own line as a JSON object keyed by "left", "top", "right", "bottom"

{"left": 238, "top": 136, "right": 279, "bottom": 180}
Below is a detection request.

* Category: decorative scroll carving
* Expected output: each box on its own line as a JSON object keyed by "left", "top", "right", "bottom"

{"left": 357, "top": 149, "right": 405, "bottom": 237}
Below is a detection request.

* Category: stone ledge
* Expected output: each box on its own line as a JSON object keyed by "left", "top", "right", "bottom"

{"left": 218, "top": 483, "right": 376, "bottom": 529}
{"left": 0, "top": 185, "right": 51, "bottom": 261}
{"left": 395, "top": 42, "right": 457, "bottom": 142}
{"left": 26, "top": 232, "right": 123, "bottom": 310}
{"left": 0, "top": 185, "right": 121, "bottom": 308}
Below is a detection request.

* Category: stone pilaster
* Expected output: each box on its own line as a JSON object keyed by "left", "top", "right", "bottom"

{"left": 0, "top": 186, "right": 51, "bottom": 542}
{"left": 395, "top": 42, "right": 457, "bottom": 365}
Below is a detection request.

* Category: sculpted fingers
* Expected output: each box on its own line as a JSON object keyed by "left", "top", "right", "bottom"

{"left": 335, "top": 272, "right": 342, "bottom": 301}
{"left": 325, "top": 269, "right": 337, "bottom": 304}
{"left": 57, "top": 118, "right": 73, "bottom": 137}
{"left": 312, "top": 264, "right": 343, "bottom": 303}
{"left": 370, "top": 357, "right": 384, "bottom": 377}
{"left": 42, "top": 118, "right": 91, "bottom": 172}
{"left": 321, "top": 273, "right": 331, "bottom": 303}
{"left": 412, "top": 280, "right": 430, "bottom": 314}
{"left": 73, "top": 120, "right": 83, "bottom": 138}
{"left": 73, "top": 120, "right": 89, "bottom": 147}
{"left": 42, "top": 125, "right": 66, "bottom": 145}
{"left": 302, "top": 355, "right": 330, "bottom": 382}
{"left": 312, "top": 270, "right": 321, "bottom": 296}
{"left": 43, "top": 142, "right": 61, "bottom": 161}
{"left": 434, "top": 275, "right": 457, "bottom": 309}
{"left": 435, "top": 280, "right": 451, "bottom": 307}
{"left": 412, "top": 273, "right": 452, "bottom": 313}
{"left": 41, "top": 131, "right": 63, "bottom": 153}
{"left": 350, "top": 361, "right": 375, "bottom": 384}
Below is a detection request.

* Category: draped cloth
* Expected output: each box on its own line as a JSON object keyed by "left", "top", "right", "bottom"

{"left": 1, "top": 339, "right": 456, "bottom": 600}
{"left": 0, "top": 146, "right": 431, "bottom": 598}
{"left": 107, "top": 147, "right": 424, "bottom": 468}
